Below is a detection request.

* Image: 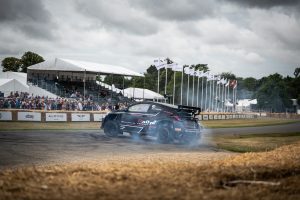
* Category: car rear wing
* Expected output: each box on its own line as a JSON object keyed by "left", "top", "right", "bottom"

{"left": 177, "top": 105, "right": 201, "bottom": 117}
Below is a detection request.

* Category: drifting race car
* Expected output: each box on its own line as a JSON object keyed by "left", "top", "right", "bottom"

{"left": 101, "top": 102, "right": 202, "bottom": 144}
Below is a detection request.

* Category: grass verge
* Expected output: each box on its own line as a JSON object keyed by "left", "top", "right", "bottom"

{"left": 0, "top": 119, "right": 299, "bottom": 131}
{"left": 0, "top": 122, "right": 100, "bottom": 131}
{"left": 0, "top": 142, "right": 299, "bottom": 200}
{"left": 211, "top": 132, "right": 300, "bottom": 153}
{"left": 202, "top": 118, "right": 300, "bottom": 128}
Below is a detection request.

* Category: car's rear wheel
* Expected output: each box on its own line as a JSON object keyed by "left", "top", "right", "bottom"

{"left": 104, "top": 121, "right": 120, "bottom": 137}
{"left": 157, "top": 123, "right": 173, "bottom": 144}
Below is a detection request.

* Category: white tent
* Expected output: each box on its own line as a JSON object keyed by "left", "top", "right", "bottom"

{"left": 123, "top": 87, "right": 165, "bottom": 100}
{"left": 0, "top": 72, "right": 58, "bottom": 98}
{"left": 236, "top": 99, "right": 257, "bottom": 112}
{"left": 0, "top": 71, "right": 27, "bottom": 84}
{"left": 0, "top": 79, "right": 29, "bottom": 97}
{"left": 28, "top": 58, "right": 144, "bottom": 77}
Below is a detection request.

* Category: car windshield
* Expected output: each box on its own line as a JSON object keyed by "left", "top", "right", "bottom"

{"left": 128, "top": 104, "right": 151, "bottom": 112}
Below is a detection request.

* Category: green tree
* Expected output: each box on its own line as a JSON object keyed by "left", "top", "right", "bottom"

{"left": 294, "top": 67, "right": 300, "bottom": 78}
{"left": 1, "top": 57, "right": 21, "bottom": 72}
{"left": 20, "top": 51, "right": 44, "bottom": 73}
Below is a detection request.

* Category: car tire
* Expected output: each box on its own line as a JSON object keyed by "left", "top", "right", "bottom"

{"left": 104, "top": 121, "right": 120, "bottom": 137}
{"left": 157, "top": 123, "right": 173, "bottom": 144}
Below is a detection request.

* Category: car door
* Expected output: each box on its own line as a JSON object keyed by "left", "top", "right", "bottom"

{"left": 120, "top": 103, "right": 151, "bottom": 133}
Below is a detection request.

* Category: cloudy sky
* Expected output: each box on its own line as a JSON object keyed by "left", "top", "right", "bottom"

{"left": 0, "top": 0, "right": 299, "bottom": 78}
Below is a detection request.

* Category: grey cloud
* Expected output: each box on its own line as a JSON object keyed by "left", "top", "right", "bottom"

{"left": 75, "top": 0, "right": 159, "bottom": 35}
{"left": 0, "top": 0, "right": 55, "bottom": 39}
{"left": 131, "top": 0, "right": 216, "bottom": 21}
{"left": 223, "top": 0, "right": 300, "bottom": 8}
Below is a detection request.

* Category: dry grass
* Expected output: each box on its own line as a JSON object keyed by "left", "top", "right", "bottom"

{"left": 202, "top": 118, "right": 300, "bottom": 128}
{"left": 0, "top": 143, "right": 299, "bottom": 200}
{"left": 212, "top": 132, "right": 300, "bottom": 152}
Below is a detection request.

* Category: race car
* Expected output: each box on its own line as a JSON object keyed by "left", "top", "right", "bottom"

{"left": 101, "top": 102, "right": 202, "bottom": 144}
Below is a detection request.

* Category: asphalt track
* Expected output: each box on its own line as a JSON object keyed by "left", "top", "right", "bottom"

{"left": 0, "top": 122, "right": 299, "bottom": 168}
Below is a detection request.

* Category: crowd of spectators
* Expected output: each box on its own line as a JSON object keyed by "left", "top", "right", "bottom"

{"left": 0, "top": 91, "right": 128, "bottom": 111}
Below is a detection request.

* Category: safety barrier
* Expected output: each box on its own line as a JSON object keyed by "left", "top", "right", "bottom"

{"left": 0, "top": 110, "right": 107, "bottom": 122}
{"left": 0, "top": 110, "right": 258, "bottom": 122}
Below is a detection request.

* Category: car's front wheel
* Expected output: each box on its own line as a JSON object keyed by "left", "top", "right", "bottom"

{"left": 104, "top": 121, "right": 120, "bottom": 137}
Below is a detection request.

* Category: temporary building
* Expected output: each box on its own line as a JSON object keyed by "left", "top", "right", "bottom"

{"left": 0, "top": 79, "right": 29, "bottom": 97}
{"left": 123, "top": 87, "right": 165, "bottom": 100}
{"left": 27, "top": 58, "right": 144, "bottom": 78}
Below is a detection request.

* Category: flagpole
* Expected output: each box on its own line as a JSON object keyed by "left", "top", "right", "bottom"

{"left": 157, "top": 69, "right": 160, "bottom": 96}
{"left": 205, "top": 78, "right": 208, "bottom": 111}
{"left": 224, "top": 81, "right": 227, "bottom": 112}
{"left": 209, "top": 80, "right": 212, "bottom": 112}
{"left": 196, "top": 75, "right": 199, "bottom": 107}
{"left": 192, "top": 73, "right": 195, "bottom": 106}
{"left": 180, "top": 69, "right": 183, "bottom": 105}
{"left": 165, "top": 68, "right": 168, "bottom": 103}
{"left": 222, "top": 84, "right": 225, "bottom": 112}
{"left": 218, "top": 83, "right": 221, "bottom": 112}
{"left": 187, "top": 72, "right": 190, "bottom": 106}
{"left": 201, "top": 77, "right": 204, "bottom": 109}
{"left": 212, "top": 79, "right": 215, "bottom": 112}
{"left": 227, "top": 85, "right": 229, "bottom": 112}
{"left": 173, "top": 71, "right": 176, "bottom": 105}
{"left": 215, "top": 83, "right": 218, "bottom": 112}
{"left": 232, "top": 85, "right": 234, "bottom": 112}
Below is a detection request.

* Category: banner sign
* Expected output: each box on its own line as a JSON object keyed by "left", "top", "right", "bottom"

{"left": 18, "top": 112, "right": 41, "bottom": 121}
{"left": 209, "top": 115, "right": 214, "bottom": 120}
{"left": 203, "top": 115, "right": 208, "bottom": 120}
{"left": 213, "top": 115, "right": 218, "bottom": 120}
{"left": 221, "top": 115, "right": 226, "bottom": 120}
{"left": 71, "top": 113, "right": 90, "bottom": 121}
{"left": 218, "top": 115, "right": 222, "bottom": 119}
{"left": 46, "top": 113, "right": 67, "bottom": 122}
{"left": 0, "top": 111, "right": 12, "bottom": 121}
{"left": 94, "top": 114, "right": 107, "bottom": 122}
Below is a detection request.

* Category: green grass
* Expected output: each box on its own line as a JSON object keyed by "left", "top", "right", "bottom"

{"left": 0, "top": 122, "right": 100, "bottom": 131}
{"left": 202, "top": 118, "right": 300, "bottom": 128}
{"left": 211, "top": 132, "right": 300, "bottom": 153}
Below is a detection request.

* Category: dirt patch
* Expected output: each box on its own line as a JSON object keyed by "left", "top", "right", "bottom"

{"left": 0, "top": 142, "right": 299, "bottom": 200}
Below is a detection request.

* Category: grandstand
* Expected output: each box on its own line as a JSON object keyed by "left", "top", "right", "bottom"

{"left": 26, "top": 58, "right": 145, "bottom": 104}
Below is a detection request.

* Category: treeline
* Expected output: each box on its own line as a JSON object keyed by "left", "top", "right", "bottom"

{"left": 104, "top": 65, "right": 300, "bottom": 113}
{"left": 1, "top": 51, "right": 44, "bottom": 73}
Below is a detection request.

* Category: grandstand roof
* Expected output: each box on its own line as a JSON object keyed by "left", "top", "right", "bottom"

{"left": 123, "top": 87, "right": 165, "bottom": 100}
{"left": 28, "top": 58, "right": 144, "bottom": 77}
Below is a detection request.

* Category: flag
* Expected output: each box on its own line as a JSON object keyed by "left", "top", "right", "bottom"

{"left": 215, "top": 75, "right": 221, "bottom": 81}
{"left": 184, "top": 67, "right": 190, "bottom": 75}
{"left": 207, "top": 73, "right": 214, "bottom": 81}
{"left": 165, "top": 59, "right": 174, "bottom": 69}
{"left": 171, "top": 63, "right": 183, "bottom": 72}
{"left": 225, "top": 80, "right": 230, "bottom": 87}
{"left": 229, "top": 80, "right": 237, "bottom": 88}
{"left": 189, "top": 68, "right": 195, "bottom": 76}
{"left": 196, "top": 70, "right": 204, "bottom": 77}
{"left": 203, "top": 71, "right": 210, "bottom": 78}
{"left": 154, "top": 58, "right": 167, "bottom": 70}
{"left": 222, "top": 78, "right": 227, "bottom": 85}
{"left": 234, "top": 80, "right": 238, "bottom": 89}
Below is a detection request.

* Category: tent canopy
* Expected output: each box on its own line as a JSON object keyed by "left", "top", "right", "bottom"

{"left": 0, "top": 79, "right": 29, "bottom": 97}
{"left": 28, "top": 58, "right": 144, "bottom": 77}
{"left": 123, "top": 87, "right": 164, "bottom": 100}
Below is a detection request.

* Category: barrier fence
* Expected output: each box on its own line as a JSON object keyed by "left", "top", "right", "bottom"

{"left": 0, "top": 110, "right": 259, "bottom": 122}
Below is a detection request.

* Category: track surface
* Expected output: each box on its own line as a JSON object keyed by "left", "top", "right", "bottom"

{"left": 0, "top": 122, "right": 299, "bottom": 168}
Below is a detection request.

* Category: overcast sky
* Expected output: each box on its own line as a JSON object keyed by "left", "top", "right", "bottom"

{"left": 0, "top": 0, "right": 299, "bottom": 78}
